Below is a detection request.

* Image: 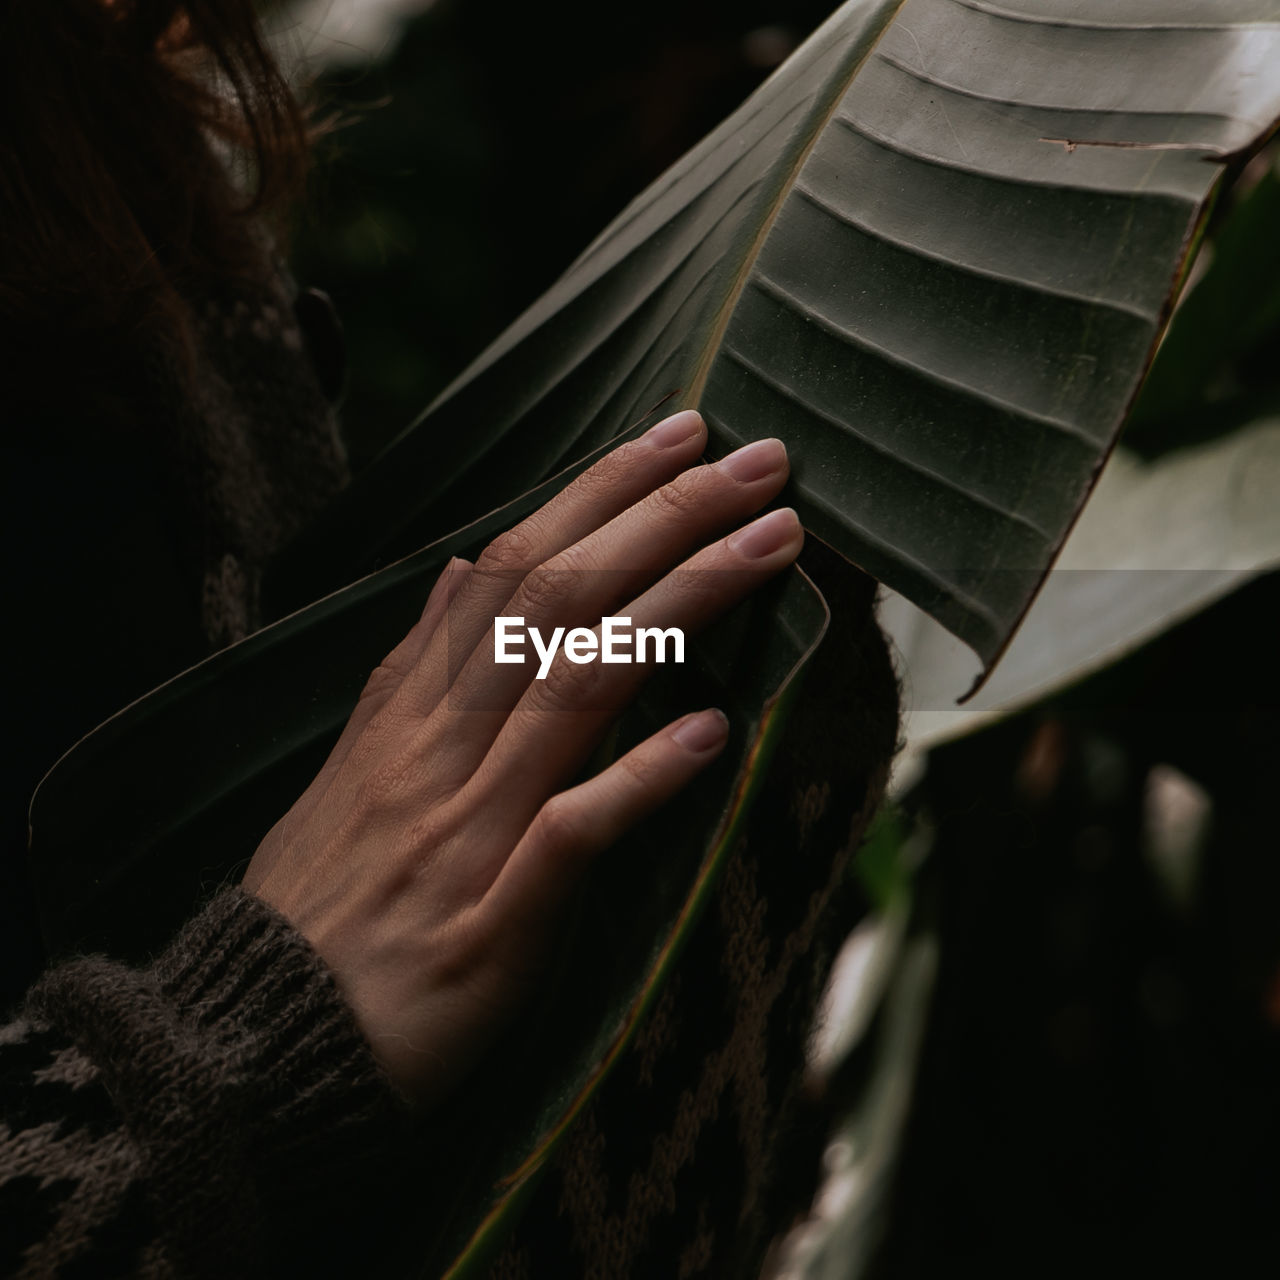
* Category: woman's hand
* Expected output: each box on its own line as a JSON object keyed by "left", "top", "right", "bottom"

{"left": 242, "top": 410, "right": 801, "bottom": 1107}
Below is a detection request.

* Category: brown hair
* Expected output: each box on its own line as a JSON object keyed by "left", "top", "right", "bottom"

{"left": 0, "top": 1, "right": 310, "bottom": 377}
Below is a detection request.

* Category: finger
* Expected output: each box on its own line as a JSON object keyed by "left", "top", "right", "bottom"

{"left": 465, "top": 506, "right": 803, "bottom": 840}
{"left": 386, "top": 410, "right": 708, "bottom": 722}
{"left": 444, "top": 435, "right": 788, "bottom": 709}
{"left": 479, "top": 707, "right": 729, "bottom": 929}
{"left": 350, "top": 556, "right": 473, "bottom": 732}
{"left": 369, "top": 556, "right": 474, "bottom": 704}
{"left": 419, "top": 437, "right": 789, "bottom": 783}
{"left": 276, "top": 557, "right": 472, "bottom": 832}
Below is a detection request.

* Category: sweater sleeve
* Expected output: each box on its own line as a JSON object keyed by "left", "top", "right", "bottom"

{"left": 0, "top": 888, "right": 409, "bottom": 1279}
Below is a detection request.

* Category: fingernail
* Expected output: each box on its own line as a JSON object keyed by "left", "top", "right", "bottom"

{"left": 672, "top": 708, "right": 729, "bottom": 753}
{"left": 717, "top": 438, "right": 786, "bottom": 482}
{"left": 644, "top": 409, "right": 704, "bottom": 448}
{"left": 727, "top": 507, "right": 801, "bottom": 559}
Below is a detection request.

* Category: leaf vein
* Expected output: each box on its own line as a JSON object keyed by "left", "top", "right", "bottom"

{"left": 720, "top": 335, "right": 1056, "bottom": 543}
{"left": 791, "top": 178, "right": 1157, "bottom": 322}
{"left": 946, "top": 0, "right": 1280, "bottom": 33}
{"left": 746, "top": 269, "right": 1103, "bottom": 453}
{"left": 829, "top": 111, "right": 1197, "bottom": 201}
{"left": 874, "top": 47, "right": 1247, "bottom": 136}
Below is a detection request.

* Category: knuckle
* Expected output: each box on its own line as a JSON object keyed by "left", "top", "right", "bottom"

{"left": 514, "top": 559, "right": 579, "bottom": 617}
{"left": 353, "top": 751, "right": 416, "bottom": 813}
{"left": 404, "top": 807, "right": 455, "bottom": 865}
{"left": 477, "top": 524, "right": 537, "bottom": 577}
{"left": 651, "top": 473, "right": 707, "bottom": 520}
{"left": 534, "top": 795, "right": 589, "bottom": 854}
{"left": 536, "top": 650, "right": 605, "bottom": 711}
{"left": 341, "top": 717, "right": 391, "bottom": 775}
{"left": 359, "top": 661, "right": 403, "bottom": 705}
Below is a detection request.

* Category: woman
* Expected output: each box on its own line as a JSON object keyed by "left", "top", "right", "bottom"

{"left": 0, "top": 2, "right": 811, "bottom": 1274}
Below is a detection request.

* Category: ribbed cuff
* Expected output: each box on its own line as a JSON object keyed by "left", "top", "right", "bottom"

{"left": 27, "top": 887, "right": 410, "bottom": 1278}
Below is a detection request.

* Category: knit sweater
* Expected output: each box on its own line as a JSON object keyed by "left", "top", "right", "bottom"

{"left": 0, "top": 889, "right": 405, "bottom": 1279}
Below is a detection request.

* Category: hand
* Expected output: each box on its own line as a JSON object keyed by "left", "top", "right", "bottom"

{"left": 242, "top": 410, "right": 802, "bottom": 1107}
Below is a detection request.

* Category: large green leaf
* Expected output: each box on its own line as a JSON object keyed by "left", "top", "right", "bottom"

{"left": 29, "top": 419, "right": 830, "bottom": 1274}
{"left": 883, "top": 140, "right": 1280, "bottom": 779}
{"left": 883, "top": 415, "right": 1280, "bottom": 780}
{"left": 270, "top": 0, "right": 1280, "bottom": 687}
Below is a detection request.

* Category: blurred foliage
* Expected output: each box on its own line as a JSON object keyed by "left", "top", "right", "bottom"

{"left": 851, "top": 806, "right": 913, "bottom": 914}
{"left": 877, "top": 573, "right": 1280, "bottom": 1278}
